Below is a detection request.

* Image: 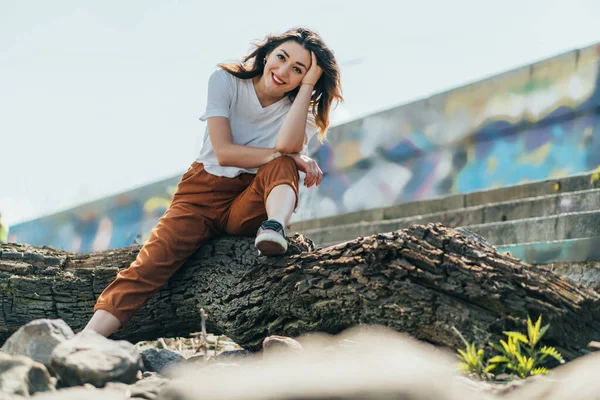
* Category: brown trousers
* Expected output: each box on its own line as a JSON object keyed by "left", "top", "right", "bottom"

{"left": 94, "top": 156, "right": 300, "bottom": 326}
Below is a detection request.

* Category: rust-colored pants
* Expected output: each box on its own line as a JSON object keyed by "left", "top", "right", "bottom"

{"left": 94, "top": 157, "right": 299, "bottom": 326}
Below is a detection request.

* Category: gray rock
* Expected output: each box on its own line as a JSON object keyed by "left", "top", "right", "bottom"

{"left": 106, "top": 374, "right": 168, "bottom": 399}
{"left": 0, "top": 394, "right": 26, "bottom": 400}
{"left": 31, "top": 387, "right": 128, "bottom": 399}
{"left": 50, "top": 330, "right": 141, "bottom": 388}
{"left": 141, "top": 371, "right": 161, "bottom": 379}
{"left": 141, "top": 348, "right": 185, "bottom": 374}
{"left": 215, "top": 349, "right": 251, "bottom": 360}
{"left": 262, "top": 335, "right": 304, "bottom": 354}
{"left": 1, "top": 319, "right": 74, "bottom": 368}
{"left": 158, "top": 326, "right": 486, "bottom": 400}
{"left": 0, "top": 352, "right": 55, "bottom": 396}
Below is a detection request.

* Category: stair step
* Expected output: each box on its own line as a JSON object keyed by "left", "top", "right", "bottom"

{"left": 465, "top": 210, "right": 600, "bottom": 246}
{"left": 300, "top": 189, "right": 600, "bottom": 247}
{"left": 292, "top": 170, "right": 596, "bottom": 232}
{"left": 497, "top": 237, "right": 600, "bottom": 264}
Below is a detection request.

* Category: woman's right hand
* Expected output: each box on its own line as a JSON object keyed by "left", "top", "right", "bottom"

{"left": 302, "top": 52, "right": 323, "bottom": 86}
{"left": 286, "top": 153, "right": 323, "bottom": 188}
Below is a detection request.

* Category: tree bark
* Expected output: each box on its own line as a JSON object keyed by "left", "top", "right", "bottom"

{"left": 1, "top": 223, "right": 599, "bottom": 359}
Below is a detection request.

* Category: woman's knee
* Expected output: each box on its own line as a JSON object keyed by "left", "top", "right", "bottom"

{"left": 258, "top": 155, "right": 298, "bottom": 179}
{"left": 271, "top": 156, "right": 298, "bottom": 166}
{"left": 226, "top": 214, "right": 265, "bottom": 236}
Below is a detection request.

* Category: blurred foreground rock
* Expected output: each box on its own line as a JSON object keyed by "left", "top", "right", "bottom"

{"left": 0, "top": 352, "right": 54, "bottom": 397}
{"left": 1, "top": 321, "right": 600, "bottom": 398}
{"left": 50, "top": 330, "right": 141, "bottom": 387}
{"left": 0, "top": 320, "right": 73, "bottom": 368}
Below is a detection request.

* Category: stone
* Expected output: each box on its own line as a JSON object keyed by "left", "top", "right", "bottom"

{"left": 0, "top": 393, "right": 25, "bottom": 400}
{"left": 141, "top": 348, "right": 185, "bottom": 374}
{"left": 262, "top": 335, "right": 304, "bottom": 354}
{"left": 30, "top": 387, "right": 128, "bottom": 399}
{"left": 158, "top": 326, "right": 484, "bottom": 400}
{"left": 0, "top": 352, "right": 54, "bottom": 396}
{"left": 215, "top": 349, "right": 251, "bottom": 361}
{"left": 1, "top": 319, "right": 74, "bottom": 368}
{"left": 106, "top": 373, "right": 168, "bottom": 399}
{"left": 50, "top": 330, "right": 141, "bottom": 388}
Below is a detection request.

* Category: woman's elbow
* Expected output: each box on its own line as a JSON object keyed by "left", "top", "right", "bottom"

{"left": 275, "top": 134, "right": 304, "bottom": 154}
{"left": 276, "top": 142, "right": 303, "bottom": 154}
{"left": 215, "top": 151, "right": 230, "bottom": 166}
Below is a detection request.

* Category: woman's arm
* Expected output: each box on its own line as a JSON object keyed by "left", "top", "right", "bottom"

{"left": 208, "top": 117, "right": 282, "bottom": 168}
{"left": 274, "top": 84, "right": 314, "bottom": 154}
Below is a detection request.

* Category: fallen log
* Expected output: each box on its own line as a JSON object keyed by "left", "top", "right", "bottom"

{"left": 1, "top": 223, "right": 599, "bottom": 359}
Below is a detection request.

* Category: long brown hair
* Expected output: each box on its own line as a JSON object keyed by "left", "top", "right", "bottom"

{"left": 219, "top": 27, "right": 343, "bottom": 142}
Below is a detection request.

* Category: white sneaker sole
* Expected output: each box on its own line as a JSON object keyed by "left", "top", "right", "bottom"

{"left": 255, "top": 230, "right": 288, "bottom": 256}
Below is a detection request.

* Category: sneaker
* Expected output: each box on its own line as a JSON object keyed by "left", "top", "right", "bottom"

{"left": 255, "top": 219, "right": 288, "bottom": 256}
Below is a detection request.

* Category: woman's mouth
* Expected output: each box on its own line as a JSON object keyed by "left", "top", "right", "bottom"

{"left": 271, "top": 72, "right": 285, "bottom": 86}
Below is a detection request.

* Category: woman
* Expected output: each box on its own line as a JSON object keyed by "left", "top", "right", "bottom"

{"left": 85, "top": 27, "right": 343, "bottom": 337}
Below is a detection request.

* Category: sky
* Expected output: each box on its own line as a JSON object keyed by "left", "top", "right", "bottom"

{"left": 1, "top": 0, "right": 599, "bottom": 226}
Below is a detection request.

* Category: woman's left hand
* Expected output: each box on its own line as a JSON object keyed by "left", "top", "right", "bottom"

{"left": 302, "top": 52, "right": 323, "bottom": 86}
{"left": 286, "top": 153, "right": 323, "bottom": 188}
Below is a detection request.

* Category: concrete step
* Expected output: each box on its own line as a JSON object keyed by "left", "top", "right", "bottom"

{"left": 497, "top": 237, "right": 600, "bottom": 265}
{"left": 291, "top": 170, "right": 597, "bottom": 232}
{"left": 464, "top": 210, "right": 600, "bottom": 247}
{"left": 301, "top": 189, "right": 600, "bottom": 247}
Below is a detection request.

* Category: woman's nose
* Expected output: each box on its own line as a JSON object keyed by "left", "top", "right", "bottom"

{"left": 279, "top": 64, "right": 291, "bottom": 78}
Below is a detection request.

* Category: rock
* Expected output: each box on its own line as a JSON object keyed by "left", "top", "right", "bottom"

{"left": 158, "top": 326, "right": 486, "bottom": 400}
{"left": 141, "top": 348, "right": 185, "bottom": 374}
{"left": 215, "top": 350, "right": 251, "bottom": 361}
{"left": 141, "top": 371, "right": 161, "bottom": 379}
{"left": 1, "top": 319, "right": 74, "bottom": 368}
{"left": 50, "top": 330, "right": 141, "bottom": 388}
{"left": 105, "top": 373, "right": 168, "bottom": 399}
{"left": 183, "top": 354, "right": 207, "bottom": 364}
{"left": 30, "top": 387, "right": 128, "bottom": 399}
{"left": 0, "top": 352, "right": 54, "bottom": 396}
{"left": 0, "top": 393, "right": 26, "bottom": 400}
{"left": 262, "top": 335, "right": 304, "bottom": 354}
{"left": 457, "top": 376, "right": 533, "bottom": 397}
{"left": 203, "top": 362, "right": 240, "bottom": 370}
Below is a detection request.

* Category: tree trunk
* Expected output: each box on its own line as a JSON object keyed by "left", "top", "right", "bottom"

{"left": 1, "top": 223, "right": 599, "bottom": 359}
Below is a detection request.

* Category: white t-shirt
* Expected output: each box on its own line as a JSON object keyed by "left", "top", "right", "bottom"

{"left": 198, "top": 68, "right": 319, "bottom": 178}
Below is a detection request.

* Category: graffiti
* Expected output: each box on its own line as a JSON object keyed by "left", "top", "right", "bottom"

{"left": 8, "top": 180, "right": 178, "bottom": 253}
{"left": 9, "top": 44, "right": 600, "bottom": 252}
{"left": 295, "top": 43, "right": 600, "bottom": 221}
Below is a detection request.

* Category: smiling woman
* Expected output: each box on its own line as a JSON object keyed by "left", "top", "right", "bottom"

{"left": 83, "top": 27, "right": 343, "bottom": 338}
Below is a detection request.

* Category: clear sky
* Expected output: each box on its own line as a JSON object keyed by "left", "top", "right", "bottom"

{"left": 1, "top": 0, "right": 599, "bottom": 226}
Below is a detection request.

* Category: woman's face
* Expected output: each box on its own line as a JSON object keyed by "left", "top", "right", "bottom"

{"left": 262, "top": 41, "right": 311, "bottom": 95}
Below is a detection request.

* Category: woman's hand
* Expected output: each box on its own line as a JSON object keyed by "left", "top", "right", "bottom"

{"left": 302, "top": 52, "right": 323, "bottom": 86}
{"left": 286, "top": 153, "right": 323, "bottom": 188}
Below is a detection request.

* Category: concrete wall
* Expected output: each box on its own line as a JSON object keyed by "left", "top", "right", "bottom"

{"left": 9, "top": 44, "right": 600, "bottom": 252}
{"left": 297, "top": 44, "right": 600, "bottom": 221}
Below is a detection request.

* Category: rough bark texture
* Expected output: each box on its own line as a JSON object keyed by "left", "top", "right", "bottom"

{"left": 1, "top": 223, "right": 600, "bottom": 359}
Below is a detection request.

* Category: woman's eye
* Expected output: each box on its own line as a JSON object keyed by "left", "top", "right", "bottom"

{"left": 277, "top": 54, "right": 284, "bottom": 60}
{"left": 294, "top": 67, "right": 302, "bottom": 74}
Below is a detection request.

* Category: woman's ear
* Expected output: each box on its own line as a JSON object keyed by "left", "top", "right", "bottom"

{"left": 263, "top": 51, "right": 272, "bottom": 64}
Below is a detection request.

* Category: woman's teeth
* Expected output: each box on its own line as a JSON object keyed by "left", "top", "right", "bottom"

{"left": 272, "top": 73, "right": 284, "bottom": 84}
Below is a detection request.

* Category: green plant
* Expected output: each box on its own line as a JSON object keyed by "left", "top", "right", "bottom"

{"left": 456, "top": 316, "right": 564, "bottom": 381}
{"left": 591, "top": 165, "right": 600, "bottom": 186}
{"left": 488, "top": 316, "right": 564, "bottom": 379}
{"left": 457, "top": 341, "right": 495, "bottom": 379}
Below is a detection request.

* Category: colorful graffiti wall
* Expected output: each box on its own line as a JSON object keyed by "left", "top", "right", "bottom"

{"left": 9, "top": 44, "right": 600, "bottom": 252}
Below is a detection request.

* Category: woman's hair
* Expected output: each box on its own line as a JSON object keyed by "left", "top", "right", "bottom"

{"left": 219, "top": 27, "right": 343, "bottom": 142}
